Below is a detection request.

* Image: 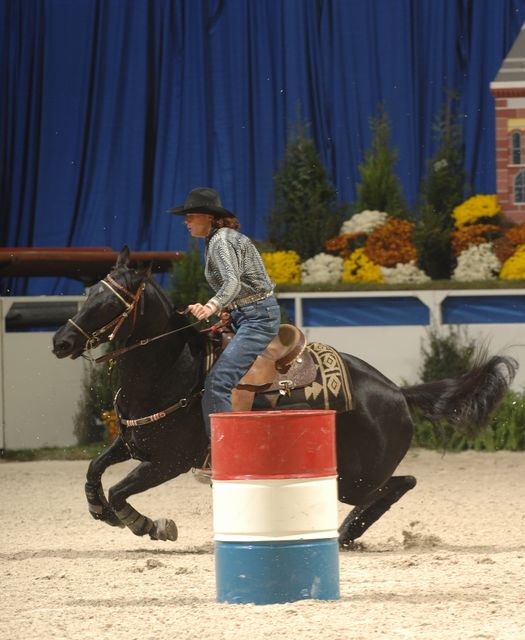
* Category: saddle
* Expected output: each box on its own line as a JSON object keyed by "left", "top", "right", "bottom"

{"left": 217, "top": 324, "right": 317, "bottom": 412}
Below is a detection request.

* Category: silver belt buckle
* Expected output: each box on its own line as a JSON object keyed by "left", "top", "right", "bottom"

{"left": 227, "top": 291, "right": 272, "bottom": 311}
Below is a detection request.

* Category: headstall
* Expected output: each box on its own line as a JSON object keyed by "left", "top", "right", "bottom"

{"left": 67, "top": 274, "right": 146, "bottom": 354}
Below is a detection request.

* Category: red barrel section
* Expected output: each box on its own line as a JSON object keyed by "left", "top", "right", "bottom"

{"left": 211, "top": 410, "right": 337, "bottom": 480}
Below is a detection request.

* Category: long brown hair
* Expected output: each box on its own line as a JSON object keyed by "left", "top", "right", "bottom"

{"left": 211, "top": 216, "right": 241, "bottom": 231}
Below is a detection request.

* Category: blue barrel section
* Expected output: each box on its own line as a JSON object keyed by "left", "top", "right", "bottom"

{"left": 211, "top": 410, "right": 340, "bottom": 605}
{"left": 215, "top": 539, "right": 340, "bottom": 605}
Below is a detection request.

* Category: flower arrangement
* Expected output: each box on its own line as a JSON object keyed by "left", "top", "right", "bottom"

{"left": 365, "top": 218, "right": 417, "bottom": 267}
{"left": 452, "top": 243, "right": 501, "bottom": 281}
{"left": 340, "top": 210, "right": 389, "bottom": 235}
{"left": 450, "top": 224, "right": 501, "bottom": 256}
{"left": 500, "top": 245, "right": 525, "bottom": 280}
{"left": 301, "top": 253, "right": 344, "bottom": 284}
{"left": 493, "top": 236, "right": 517, "bottom": 263}
{"left": 342, "top": 248, "right": 384, "bottom": 283}
{"left": 261, "top": 250, "right": 301, "bottom": 284}
{"left": 324, "top": 231, "right": 367, "bottom": 257}
{"left": 505, "top": 221, "right": 525, "bottom": 246}
{"left": 452, "top": 195, "right": 501, "bottom": 228}
{"left": 381, "top": 261, "right": 431, "bottom": 285}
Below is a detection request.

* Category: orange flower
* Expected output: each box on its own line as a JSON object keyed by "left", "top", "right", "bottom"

{"left": 324, "top": 235, "right": 349, "bottom": 253}
{"left": 365, "top": 219, "right": 417, "bottom": 267}
{"left": 324, "top": 232, "right": 366, "bottom": 256}
{"left": 505, "top": 222, "right": 525, "bottom": 246}
{"left": 451, "top": 224, "right": 501, "bottom": 256}
{"left": 493, "top": 236, "right": 516, "bottom": 263}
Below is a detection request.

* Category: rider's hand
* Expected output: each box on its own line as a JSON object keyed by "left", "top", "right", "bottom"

{"left": 187, "top": 302, "right": 216, "bottom": 321}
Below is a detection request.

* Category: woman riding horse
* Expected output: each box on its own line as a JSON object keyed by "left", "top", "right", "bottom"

{"left": 52, "top": 248, "right": 518, "bottom": 545}
{"left": 169, "top": 187, "right": 280, "bottom": 444}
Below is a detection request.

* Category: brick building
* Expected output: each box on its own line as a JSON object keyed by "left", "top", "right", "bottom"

{"left": 491, "top": 24, "right": 525, "bottom": 223}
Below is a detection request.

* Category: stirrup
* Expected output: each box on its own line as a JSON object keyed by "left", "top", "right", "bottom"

{"left": 193, "top": 449, "right": 212, "bottom": 483}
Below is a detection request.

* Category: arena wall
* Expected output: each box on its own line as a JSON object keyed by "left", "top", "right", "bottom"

{"left": 1, "top": 290, "right": 524, "bottom": 449}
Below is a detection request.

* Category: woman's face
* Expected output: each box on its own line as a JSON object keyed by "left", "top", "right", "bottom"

{"left": 184, "top": 213, "right": 213, "bottom": 238}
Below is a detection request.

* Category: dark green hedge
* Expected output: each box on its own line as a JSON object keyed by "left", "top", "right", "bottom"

{"left": 411, "top": 390, "right": 525, "bottom": 451}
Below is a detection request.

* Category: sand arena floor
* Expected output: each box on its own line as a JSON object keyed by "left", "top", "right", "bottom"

{"left": 0, "top": 449, "right": 524, "bottom": 640}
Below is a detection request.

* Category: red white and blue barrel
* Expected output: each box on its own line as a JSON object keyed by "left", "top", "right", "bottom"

{"left": 211, "top": 410, "right": 340, "bottom": 605}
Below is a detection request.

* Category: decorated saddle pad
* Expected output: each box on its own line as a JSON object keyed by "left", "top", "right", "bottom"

{"left": 299, "top": 342, "right": 353, "bottom": 412}
{"left": 205, "top": 338, "right": 352, "bottom": 414}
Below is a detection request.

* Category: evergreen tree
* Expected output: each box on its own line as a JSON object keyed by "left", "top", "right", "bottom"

{"left": 169, "top": 240, "right": 211, "bottom": 310}
{"left": 414, "top": 95, "right": 467, "bottom": 279}
{"left": 353, "top": 107, "right": 408, "bottom": 217}
{"left": 267, "top": 122, "right": 344, "bottom": 260}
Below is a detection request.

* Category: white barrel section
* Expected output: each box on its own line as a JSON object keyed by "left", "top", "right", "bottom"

{"left": 213, "top": 476, "right": 339, "bottom": 541}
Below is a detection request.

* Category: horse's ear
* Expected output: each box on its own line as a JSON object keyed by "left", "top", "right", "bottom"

{"left": 116, "top": 245, "right": 130, "bottom": 269}
{"left": 143, "top": 261, "right": 153, "bottom": 277}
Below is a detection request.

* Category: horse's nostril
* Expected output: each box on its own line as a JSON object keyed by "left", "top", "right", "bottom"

{"left": 53, "top": 339, "right": 71, "bottom": 354}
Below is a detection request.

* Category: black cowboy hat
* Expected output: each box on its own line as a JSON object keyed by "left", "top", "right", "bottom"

{"left": 168, "top": 187, "right": 236, "bottom": 218}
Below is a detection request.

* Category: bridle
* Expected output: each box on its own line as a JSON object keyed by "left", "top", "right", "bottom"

{"left": 66, "top": 270, "right": 209, "bottom": 430}
{"left": 67, "top": 273, "right": 147, "bottom": 354}
{"left": 67, "top": 272, "right": 203, "bottom": 363}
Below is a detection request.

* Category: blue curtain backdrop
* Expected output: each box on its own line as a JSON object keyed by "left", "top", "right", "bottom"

{"left": 2, "top": 0, "right": 525, "bottom": 294}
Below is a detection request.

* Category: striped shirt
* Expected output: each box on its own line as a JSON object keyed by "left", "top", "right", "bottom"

{"left": 205, "top": 228, "right": 274, "bottom": 310}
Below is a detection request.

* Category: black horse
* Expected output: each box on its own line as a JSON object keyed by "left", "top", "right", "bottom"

{"left": 52, "top": 247, "right": 517, "bottom": 545}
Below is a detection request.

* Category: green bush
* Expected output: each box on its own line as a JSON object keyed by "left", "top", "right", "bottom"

{"left": 411, "top": 324, "right": 525, "bottom": 451}
{"left": 73, "top": 360, "right": 115, "bottom": 445}
{"left": 267, "top": 120, "right": 344, "bottom": 260}
{"left": 418, "top": 325, "right": 476, "bottom": 382}
{"left": 412, "top": 391, "right": 525, "bottom": 451}
{"left": 169, "top": 240, "right": 211, "bottom": 309}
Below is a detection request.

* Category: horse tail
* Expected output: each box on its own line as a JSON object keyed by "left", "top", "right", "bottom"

{"left": 401, "top": 354, "right": 518, "bottom": 438}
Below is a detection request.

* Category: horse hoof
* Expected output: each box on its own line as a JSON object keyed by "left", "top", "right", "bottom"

{"left": 150, "top": 518, "right": 178, "bottom": 541}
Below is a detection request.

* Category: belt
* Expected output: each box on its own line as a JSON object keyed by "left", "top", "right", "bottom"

{"left": 225, "top": 290, "right": 274, "bottom": 311}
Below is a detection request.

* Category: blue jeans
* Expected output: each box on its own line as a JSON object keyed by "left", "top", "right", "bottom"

{"left": 202, "top": 296, "right": 280, "bottom": 438}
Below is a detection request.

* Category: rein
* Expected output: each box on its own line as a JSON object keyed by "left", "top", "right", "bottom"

{"left": 94, "top": 315, "right": 202, "bottom": 364}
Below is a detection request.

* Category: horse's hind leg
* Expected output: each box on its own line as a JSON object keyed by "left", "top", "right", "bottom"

{"left": 338, "top": 475, "right": 417, "bottom": 547}
{"left": 85, "top": 436, "right": 131, "bottom": 528}
{"left": 108, "top": 460, "right": 179, "bottom": 541}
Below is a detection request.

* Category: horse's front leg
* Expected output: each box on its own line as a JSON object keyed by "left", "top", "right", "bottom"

{"left": 107, "top": 460, "right": 180, "bottom": 541}
{"left": 85, "top": 436, "right": 131, "bottom": 528}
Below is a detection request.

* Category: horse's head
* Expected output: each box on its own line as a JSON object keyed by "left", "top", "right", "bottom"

{"left": 52, "top": 246, "right": 153, "bottom": 359}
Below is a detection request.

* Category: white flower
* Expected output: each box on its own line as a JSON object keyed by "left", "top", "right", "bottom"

{"left": 381, "top": 261, "right": 431, "bottom": 285}
{"left": 433, "top": 158, "right": 449, "bottom": 172}
{"left": 452, "top": 243, "right": 501, "bottom": 282}
{"left": 340, "top": 210, "right": 389, "bottom": 235}
{"left": 301, "top": 253, "right": 344, "bottom": 284}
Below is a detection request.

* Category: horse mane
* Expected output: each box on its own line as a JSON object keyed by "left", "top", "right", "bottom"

{"left": 146, "top": 275, "right": 209, "bottom": 356}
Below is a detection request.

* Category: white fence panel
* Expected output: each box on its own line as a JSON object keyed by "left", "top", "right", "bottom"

{"left": 277, "top": 289, "right": 525, "bottom": 390}
{"left": 0, "top": 296, "right": 85, "bottom": 450}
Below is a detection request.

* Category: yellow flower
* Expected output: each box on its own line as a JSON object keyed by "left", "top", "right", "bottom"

{"left": 452, "top": 195, "right": 501, "bottom": 229}
{"left": 342, "top": 248, "right": 384, "bottom": 283}
{"left": 500, "top": 245, "right": 525, "bottom": 280}
{"left": 261, "top": 250, "right": 301, "bottom": 284}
